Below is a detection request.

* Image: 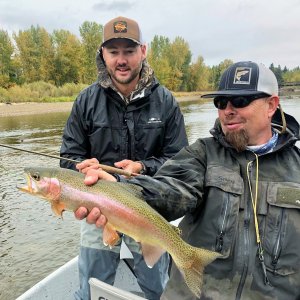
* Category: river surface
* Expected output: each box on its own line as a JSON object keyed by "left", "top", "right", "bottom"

{"left": 0, "top": 97, "right": 299, "bottom": 300}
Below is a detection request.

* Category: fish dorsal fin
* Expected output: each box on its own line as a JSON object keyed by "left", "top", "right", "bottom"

{"left": 51, "top": 202, "right": 66, "bottom": 218}
{"left": 117, "top": 183, "right": 144, "bottom": 198}
{"left": 172, "top": 224, "right": 182, "bottom": 236}
{"left": 103, "top": 222, "right": 121, "bottom": 248}
{"left": 141, "top": 243, "right": 165, "bottom": 268}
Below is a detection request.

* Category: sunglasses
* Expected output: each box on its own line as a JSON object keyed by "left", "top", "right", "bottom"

{"left": 214, "top": 94, "right": 269, "bottom": 110}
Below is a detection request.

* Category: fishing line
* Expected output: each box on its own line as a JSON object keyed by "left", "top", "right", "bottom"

{"left": 0, "top": 143, "right": 132, "bottom": 177}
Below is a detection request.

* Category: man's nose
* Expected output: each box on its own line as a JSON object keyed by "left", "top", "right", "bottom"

{"left": 223, "top": 101, "right": 236, "bottom": 114}
{"left": 116, "top": 53, "right": 127, "bottom": 65}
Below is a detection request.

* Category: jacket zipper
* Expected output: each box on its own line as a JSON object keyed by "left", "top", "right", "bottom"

{"left": 215, "top": 195, "right": 230, "bottom": 252}
{"left": 236, "top": 162, "right": 252, "bottom": 300}
{"left": 271, "top": 209, "right": 284, "bottom": 273}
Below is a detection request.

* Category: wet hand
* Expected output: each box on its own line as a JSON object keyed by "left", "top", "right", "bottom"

{"left": 74, "top": 207, "right": 108, "bottom": 228}
{"left": 83, "top": 169, "right": 117, "bottom": 185}
{"left": 76, "top": 158, "right": 99, "bottom": 174}
{"left": 114, "top": 159, "right": 143, "bottom": 176}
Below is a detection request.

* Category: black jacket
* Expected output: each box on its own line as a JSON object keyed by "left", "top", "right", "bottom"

{"left": 60, "top": 79, "right": 188, "bottom": 175}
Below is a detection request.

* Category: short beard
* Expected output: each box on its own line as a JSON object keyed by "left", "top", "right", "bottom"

{"left": 225, "top": 129, "right": 249, "bottom": 152}
{"left": 109, "top": 61, "right": 143, "bottom": 85}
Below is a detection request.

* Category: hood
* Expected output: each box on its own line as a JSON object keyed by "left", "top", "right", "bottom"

{"left": 95, "top": 48, "right": 155, "bottom": 101}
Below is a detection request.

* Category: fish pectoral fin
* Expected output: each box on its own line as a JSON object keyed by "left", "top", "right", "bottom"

{"left": 51, "top": 202, "right": 66, "bottom": 217}
{"left": 103, "top": 223, "right": 121, "bottom": 247}
{"left": 141, "top": 243, "right": 165, "bottom": 268}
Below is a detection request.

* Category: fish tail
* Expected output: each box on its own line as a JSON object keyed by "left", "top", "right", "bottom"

{"left": 180, "top": 245, "right": 221, "bottom": 298}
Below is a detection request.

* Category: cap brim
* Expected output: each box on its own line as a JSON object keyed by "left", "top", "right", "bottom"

{"left": 201, "top": 90, "right": 270, "bottom": 98}
{"left": 102, "top": 37, "right": 141, "bottom": 47}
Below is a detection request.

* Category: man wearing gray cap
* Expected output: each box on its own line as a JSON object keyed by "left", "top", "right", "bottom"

{"left": 77, "top": 61, "right": 300, "bottom": 299}
{"left": 60, "top": 16, "right": 188, "bottom": 300}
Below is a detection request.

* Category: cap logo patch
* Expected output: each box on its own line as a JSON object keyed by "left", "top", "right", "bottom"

{"left": 114, "top": 21, "right": 127, "bottom": 33}
{"left": 233, "top": 67, "right": 252, "bottom": 84}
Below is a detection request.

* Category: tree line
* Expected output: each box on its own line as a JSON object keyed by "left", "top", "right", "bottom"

{"left": 1, "top": 22, "right": 300, "bottom": 92}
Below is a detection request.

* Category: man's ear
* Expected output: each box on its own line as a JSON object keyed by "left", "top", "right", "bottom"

{"left": 141, "top": 44, "right": 147, "bottom": 60}
{"left": 268, "top": 95, "right": 280, "bottom": 118}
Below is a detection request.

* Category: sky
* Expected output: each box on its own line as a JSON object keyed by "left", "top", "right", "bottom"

{"left": 0, "top": 0, "right": 299, "bottom": 69}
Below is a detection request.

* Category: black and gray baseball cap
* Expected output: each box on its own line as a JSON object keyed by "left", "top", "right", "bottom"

{"left": 202, "top": 61, "right": 278, "bottom": 98}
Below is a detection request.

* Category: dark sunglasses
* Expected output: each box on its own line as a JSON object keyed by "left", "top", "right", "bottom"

{"left": 214, "top": 94, "right": 269, "bottom": 110}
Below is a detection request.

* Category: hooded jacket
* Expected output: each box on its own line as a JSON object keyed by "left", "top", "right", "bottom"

{"left": 60, "top": 55, "right": 188, "bottom": 175}
{"left": 129, "top": 109, "right": 300, "bottom": 300}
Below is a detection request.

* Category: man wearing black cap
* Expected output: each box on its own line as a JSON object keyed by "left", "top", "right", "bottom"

{"left": 77, "top": 61, "right": 300, "bottom": 299}
{"left": 60, "top": 16, "right": 188, "bottom": 300}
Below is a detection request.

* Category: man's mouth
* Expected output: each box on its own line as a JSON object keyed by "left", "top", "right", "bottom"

{"left": 224, "top": 121, "right": 243, "bottom": 130}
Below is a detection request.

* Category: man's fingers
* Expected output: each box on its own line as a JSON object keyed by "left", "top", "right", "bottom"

{"left": 76, "top": 158, "right": 99, "bottom": 172}
{"left": 95, "top": 214, "right": 107, "bottom": 228}
{"left": 74, "top": 207, "right": 88, "bottom": 220}
{"left": 86, "top": 207, "right": 101, "bottom": 224}
{"left": 84, "top": 169, "right": 100, "bottom": 185}
{"left": 114, "top": 159, "right": 130, "bottom": 168}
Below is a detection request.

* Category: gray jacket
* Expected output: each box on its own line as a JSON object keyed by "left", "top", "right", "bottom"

{"left": 129, "top": 109, "right": 300, "bottom": 300}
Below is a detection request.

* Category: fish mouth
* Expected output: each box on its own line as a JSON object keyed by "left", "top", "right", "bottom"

{"left": 17, "top": 173, "right": 37, "bottom": 194}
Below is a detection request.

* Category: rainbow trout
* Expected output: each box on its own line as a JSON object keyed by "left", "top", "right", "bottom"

{"left": 19, "top": 167, "right": 221, "bottom": 297}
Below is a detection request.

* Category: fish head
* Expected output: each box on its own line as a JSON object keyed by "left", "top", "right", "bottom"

{"left": 18, "top": 167, "right": 61, "bottom": 203}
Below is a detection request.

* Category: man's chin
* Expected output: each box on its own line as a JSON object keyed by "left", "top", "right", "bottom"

{"left": 225, "top": 130, "right": 249, "bottom": 152}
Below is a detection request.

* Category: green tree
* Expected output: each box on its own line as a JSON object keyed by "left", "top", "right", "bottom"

{"left": 209, "top": 59, "right": 233, "bottom": 90}
{"left": 147, "top": 35, "right": 173, "bottom": 87}
{"left": 52, "top": 29, "right": 83, "bottom": 85}
{"left": 188, "top": 56, "right": 210, "bottom": 91}
{"left": 79, "top": 21, "right": 103, "bottom": 84}
{"left": 282, "top": 67, "right": 300, "bottom": 82}
{"left": 167, "top": 37, "right": 192, "bottom": 91}
{"left": 0, "top": 29, "right": 15, "bottom": 87}
{"left": 273, "top": 65, "right": 284, "bottom": 86}
{"left": 13, "top": 26, "right": 54, "bottom": 83}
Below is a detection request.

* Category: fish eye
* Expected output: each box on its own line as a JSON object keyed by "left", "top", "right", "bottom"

{"left": 32, "top": 173, "right": 40, "bottom": 181}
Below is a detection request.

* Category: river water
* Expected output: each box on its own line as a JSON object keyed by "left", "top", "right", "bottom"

{"left": 0, "top": 97, "right": 299, "bottom": 300}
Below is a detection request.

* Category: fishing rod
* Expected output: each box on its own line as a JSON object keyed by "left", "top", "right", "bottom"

{"left": 0, "top": 143, "right": 133, "bottom": 177}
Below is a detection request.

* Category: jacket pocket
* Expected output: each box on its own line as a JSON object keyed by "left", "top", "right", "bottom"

{"left": 262, "top": 182, "right": 300, "bottom": 276}
{"left": 205, "top": 165, "right": 243, "bottom": 258}
{"left": 134, "top": 122, "right": 165, "bottom": 155}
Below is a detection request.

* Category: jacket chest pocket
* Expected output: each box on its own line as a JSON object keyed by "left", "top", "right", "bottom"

{"left": 196, "top": 165, "right": 244, "bottom": 258}
{"left": 134, "top": 122, "right": 165, "bottom": 151}
{"left": 261, "top": 182, "right": 300, "bottom": 276}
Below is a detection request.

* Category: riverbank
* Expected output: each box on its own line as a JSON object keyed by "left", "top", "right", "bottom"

{"left": 0, "top": 95, "right": 203, "bottom": 117}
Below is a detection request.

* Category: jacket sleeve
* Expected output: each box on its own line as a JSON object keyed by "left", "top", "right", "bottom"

{"left": 127, "top": 140, "right": 206, "bottom": 221}
{"left": 142, "top": 92, "right": 188, "bottom": 176}
{"left": 60, "top": 96, "right": 90, "bottom": 170}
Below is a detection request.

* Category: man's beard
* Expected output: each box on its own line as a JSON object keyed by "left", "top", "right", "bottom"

{"left": 109, "top": 62, "right": 142, "bottom": 85}
{"left": 225, "top": 129, "right": 249, "bottom": 152}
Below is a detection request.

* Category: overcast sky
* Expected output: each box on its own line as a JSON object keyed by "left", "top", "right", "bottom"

{"left": 1, "top": 0, "right": 299, "bottom": 69}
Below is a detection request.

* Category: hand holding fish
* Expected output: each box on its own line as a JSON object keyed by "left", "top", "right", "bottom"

{"left": 77, "top": 158, "right": 142, "bottom": 178}
{"left": 75, "top": 207, "right": 107, "bottom": 228}
{"left": 74, "top": 158, "right": 143, "bottom": 222}
{"left": 114, "top": 159, "right": 144, "bottom": 176}
{"left": 75, "top": 162, "right": 116, "bottom": 225}
{"left": 76, "top": 159, "right": 117, "bottom": 185}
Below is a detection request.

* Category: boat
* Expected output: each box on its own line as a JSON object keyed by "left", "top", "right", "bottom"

{"left": 16, "top": 242, "right": 147, "bottom": 300}
{"left": 16, "top": 220, "right": 181, "bottom": 300}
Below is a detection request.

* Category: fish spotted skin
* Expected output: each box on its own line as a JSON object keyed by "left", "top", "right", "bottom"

{"left": 19, "top": 167, "right": 221, "bottom": 297}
